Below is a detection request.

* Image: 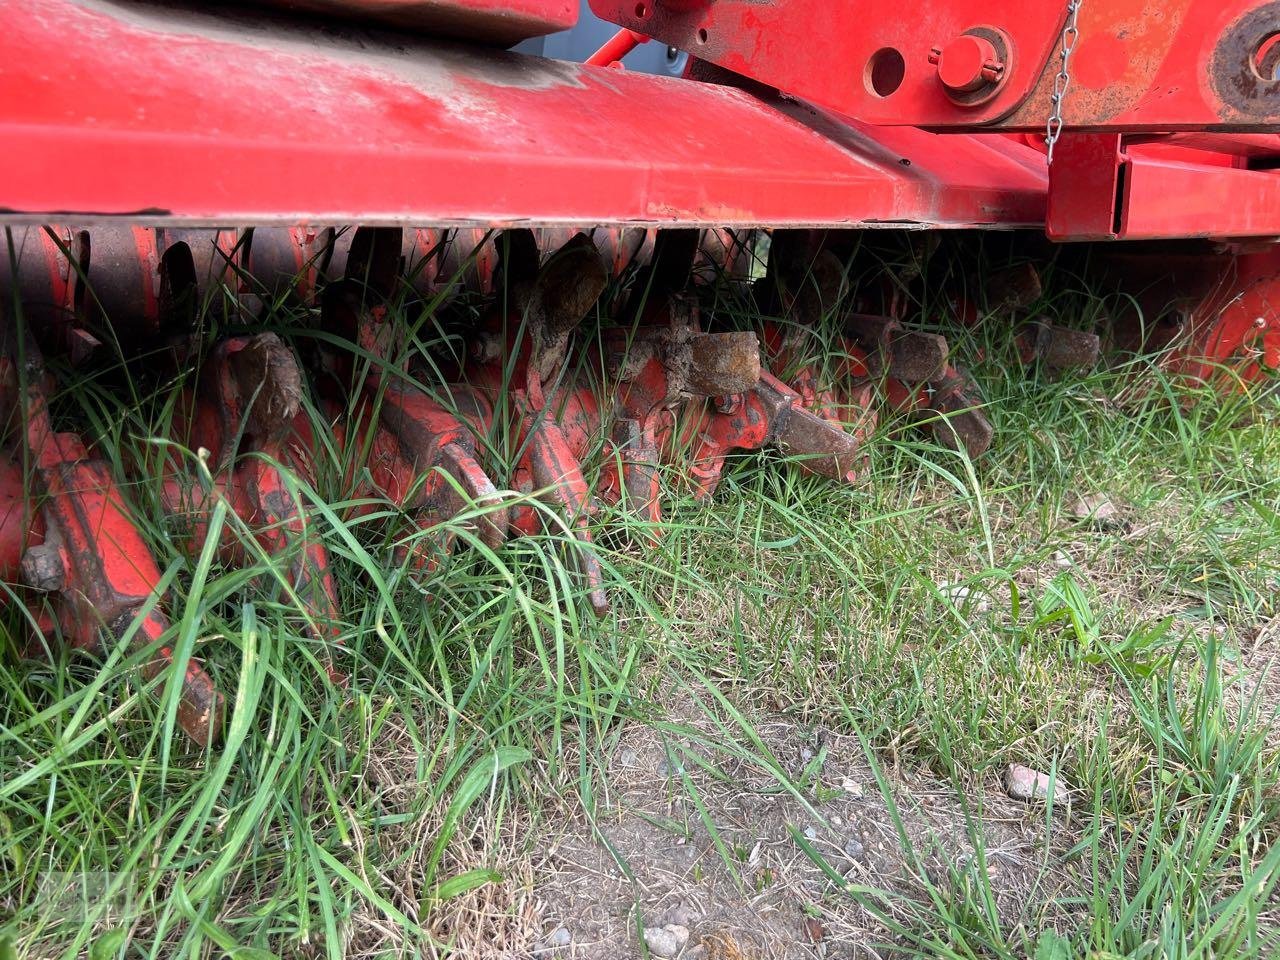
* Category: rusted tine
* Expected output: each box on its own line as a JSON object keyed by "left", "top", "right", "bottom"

{"left": 1015, "top": 319, "right": 1102, "bottom": 370}
{"left": 844, "top": 313, "right": 949, "bottom": 383}
{"left": 1, "top": 332, "right": 224, "bottom": 745}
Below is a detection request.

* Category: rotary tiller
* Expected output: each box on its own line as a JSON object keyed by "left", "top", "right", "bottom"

{"left": 1, "top": 0, "right": 1278, "bottom": 744}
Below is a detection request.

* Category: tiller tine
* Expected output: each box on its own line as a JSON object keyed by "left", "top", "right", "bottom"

{"left": 242, "top": 226, "right": 337, "bottom": 306}
{"left": 843, "top": 313, "right": 949, "bottom": 383}
{"left": 883, "top": 364, "right": 993, "bottom": 459}
{"left": 0, "top": 226, "right": 91, "bottom": 360}
{"left": 459, "top": 233, "right": 613, "bottom": 612}
{"left": 593, "top": 300, "right": 764, "bottom": 526}
{"left": 763, "top": 234, "right": 848, "bottom": 319}
{"left": 623, "top": 228, "right": 701, "bottom": 323}
{"left": 986, "top": 263, "right": 1044, "bottom": 316}
{"left": 944, "top": 261, "right": 1044, "bottom": 328}
{"left": 1014, "top": 319, "right": 1102, "bottom": 371}
{"left": 762, "top": 372, "right": 865, "bottom": 481}
{"left": 447, "top": 381, "right": 609, "bottom": 613}
{"left": 697, "top": 228, "right": 757, "bottom": 284}
{"left": 0, "top": 337, "right": 223, "bottom": 745}
{"left": 400, "top": 227, "right": 448, "bottom": 299}
{"left": 376, "top": 381, "right": 511, "bottom": 554}
{"left": 319, "top": 227, "right": 512, "bottom": 569}
{"left": 925, "top": 368, "right": 994, "bottom": 459}
{"left": 163, "top": 333, "right": 345, "bottom": 670}
{"left": 605, "top": 238, "right": 870, "bottom": 498}
{"left": 755, "top": 244, "right": 881, "bottom": 456}
{"left": 839, "top": 311, "right": 991, "bottom": 457}
{"left": 524, "top": 407, "right": 610, "bottom": 616}
{"left": 672, "top": 365, "right": 864, "bottom": 496}
{"left": 521, "top": 233, "right": 611, "bottom": 400}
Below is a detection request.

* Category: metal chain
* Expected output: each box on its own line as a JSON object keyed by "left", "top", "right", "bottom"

{"left": 1045, "top": 0, "right": 1082, "bottom": 165}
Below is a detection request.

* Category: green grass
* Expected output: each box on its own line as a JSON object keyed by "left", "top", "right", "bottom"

{"left": 2, "top": 230, "right": 1279, "bottom": 958}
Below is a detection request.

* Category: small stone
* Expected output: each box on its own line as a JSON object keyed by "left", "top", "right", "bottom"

{"left": 684, "top": 947, "right": 707, "bottom": 960}
{"left": 843, "top": 838, "right": 865, "bottom": 859}
{"left": 1004, "top": 763, "right": 1069, "bottom": 804}
{"left": 657, "top": 759, "right": 684, "bottom": 777}
{"left": 618, "top": 747, "right": 639, "bottom": 768}
{"left": 840, "top": 776, "right": 864, "bottom": 798}
{"left": 803, "top": 825, "right": 818, "bottom": 840}
{"left": 937, "top": 582, "right": 991, "bottom": 613}
{"left": 801, "top": 746, "right": 815, "bottom": 762}
{"left": 1052, "top": 550, "right": 1071, "bottom": 568}
{"left": 546, "top": 926, "right": 571, "bottom": 948}
{"left": 643, "top": 926, "right": 681, "bottom": 958}
{"left": 1068, "top": 492, "right": 1120, "bottom": 526}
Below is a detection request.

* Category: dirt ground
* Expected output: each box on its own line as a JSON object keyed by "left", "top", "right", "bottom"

{"left": 523, "top": 705, "right": 1073, "bottom": 959}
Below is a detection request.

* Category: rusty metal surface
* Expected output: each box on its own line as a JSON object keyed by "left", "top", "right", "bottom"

{"left": 985, "top": 262, "right": 1044, "bottom": 314}
{"left": 684, "top": 332, "right": 762, "bottom": 398}
{"left": 1000, "top": 0, "right": 1280, "bottom": 131}
{"left": 844, "top": 314, "right": 949, "bottom": 383}
{"left": 1016, "top": 320, "right": 1102, "bottom": 369}
{"left": 593, "top": 0, "right": 1278, "bottom": 131}
{"left": 922, "top": 368, "right": 994, "bottom": 459}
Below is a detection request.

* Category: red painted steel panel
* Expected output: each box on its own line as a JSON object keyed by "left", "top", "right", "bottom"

{"left": 247, "top": 0, "right": 577, "bottom": 45}
{"left": 1000, "top": 0, "right": 1280, "bottom": 131}
{"left": 1120, "top": 157, "right": 1280, "bottom": 240}
{"left": 1048, "top": 134, "right": 1280, "bottom": 240}
{"left": 589, "top": 0, "right": 1065, "bottom": 127}
{"left": 590, "top": 0, "right": 1280, "bottom": 131}
{"left": 0, "top": 0, "right": 1046, "bottom": 229}
{"left": 1045, "top": 135, "right": 1124, "bottom": 241}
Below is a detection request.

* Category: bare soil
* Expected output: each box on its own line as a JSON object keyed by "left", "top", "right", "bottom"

{"left": 524, "top": 704, "right": 1075, "bottom": 959}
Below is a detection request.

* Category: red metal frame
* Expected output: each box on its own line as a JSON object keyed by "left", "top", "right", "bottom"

{"left": 0, "top": 0, "right": 1049, "bottom": 229}
{"left": 1, "top": 1, "right": 1274, "bottom": 241}
{"left": 590, "top": 0, "right": 1280, "bottom": 131}
{"left": 1048, "top": 134, "right": 1280, "bottom": 241}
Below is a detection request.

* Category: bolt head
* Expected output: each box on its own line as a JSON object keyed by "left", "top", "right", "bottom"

{"left": 934, "top": 35, "right": 1002, "bottom": 93}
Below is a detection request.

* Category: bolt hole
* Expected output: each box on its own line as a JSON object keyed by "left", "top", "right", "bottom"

{"left": 697, "top": 28, "right": 708, "bottom": 44}
{"left": 1253, "top": 32, "right": 1280, "bottom": 80}
{"left": 866, "top": 47, "right": 906, "bottom": 98}
{"left": 634, "top": 2, "right": 649, "bottom": 19}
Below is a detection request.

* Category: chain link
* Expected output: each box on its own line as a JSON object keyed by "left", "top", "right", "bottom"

{"left": 1045, "top": 0, "right": 1082, "bottom": 165}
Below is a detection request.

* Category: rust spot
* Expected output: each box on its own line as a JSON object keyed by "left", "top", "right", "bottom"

{"left": 1210, "top": 2, "right": 1280, "bottom": 119}
{"left": 684, "top": 332, "right": 762, "bottom": 397}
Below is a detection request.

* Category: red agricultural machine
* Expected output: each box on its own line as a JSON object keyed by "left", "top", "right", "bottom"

{"left": 0, "top": 0, "right": 1277, "bottom": 745}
